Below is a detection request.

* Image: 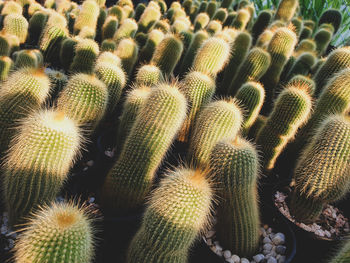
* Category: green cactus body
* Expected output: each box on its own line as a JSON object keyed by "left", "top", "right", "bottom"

{"left": 150, "top": 34, "right": 183, "bottom": 76}
{"left": 247, "top": 114, "right": 267, "bottom": 140}
{"left": 134, "top": 3, "right": 146, "bottom": 21}
{"left": 108, "top": 5, "right": 125, "bottom": 22}
{"left": 116, "top": 37, "right": 138, "bottom": 76}
{"left": 151, "top": 19, "right": 170, "bottom": 33}
{"left": 137, "top": 4, "right": 161, "bottom": 33}
{"left": 0, "top": 33, "right": 11, "bottom": 57}
{"left": 212, "top": 8, "right": 227, "bottom": 23}
{"left": 27, "top": 11, "right": 48, "bottom": 46}
{"left": 221, "top": 0, "right": 233, "bottom": 9}
{"left": 73, "top": 0, "right": 99, "bottom": 34}
{"left": 113, "top": 18, "right": 138, "bottom": 42}
{"left": 3, "top": 110, "right": 81, "bottom": 225}
{"left": 45, "top": 68, "right": 68, "bottom": 101}
{"left": 256, "top": 86, "right": 312, "bottom": 171}
{"left": 314, "top": 28, "right": 333, "bottom": 56}
{"left": 274, "top": 0, "right": 298, "bottom": 22}
{"left": 139, "top": 29, "right": 164, "bottom": 63}
{"left": 0, "top": 68, "right": 50, "bottom": 154}
{"left": 0, "top": 56, "right": 12, "bottom": 82}
{"left": 3, "top": 14, "right": 28, "bottom": 44}
{"left": 329, "top": 239, "right": 350, "bottom": 263}
{"left": 192, "top": 36, "right": 230, "bottom": 78}
{"left": 97, "top": 51, "right": 122, "bottom": 67}
{"left": 255, "top": 29, "right": 274, "bottom": 49}
{"left": 205, "top": 1, "right": 217, "bottom": 19}
{"left": 288, "top": 75, "right": 315, "bottom": 96}
{"left": 220, "top": 31, "right": 252, "bottom": 94}
{"left": 13, "top": 201, "right": 94, "bottom": 263}
{"left": 135, "top": 32, "right": 148, "bottom": 48}
{"left": 101, "top": 83, "right": 187, "bottom": 214}
{"left": 1, "top": 1, "right": 22, "bottom": 16}
{"left": 251, "top": 10, "right": 272, "bottom": 43}
{"left": 290, "top": 115, "right": 350, "bottom": 223}
{"left": 188, "top": 99, "right": 243, "bottom": 168}
{"left": 127, "top": 167, "right": 212, "bottom": 263}
{"left": 205, "top": 20, "right": 222, "bottom": 36}
{"left": 313, "top": 47, "right": 350, "bottom": 96}
{"left": 95, "top": 62, "right": 126, "bottom": 114}
{"left": 179, "top": 30, "right": 208, "bottom": 75}
{"left": 319, "top": 8, "right": 342, "bottom": 34}
{"left": 56, "top": 74, "right": 108, "bottom": 129}
{"left": 182, "top": 0, "right": 192, "bottom": 15}
{"left": 170, "top": 8, "right": 186, "bottom": 24}
{"left": 232, "top": 8, "right": 250, "bottom": 30}
{"left": 299, "top": 26, "right": 313, "bottom": 41}
{"left": 235, "top": 81, "right": 265, "bottom": 134}
{"left": 70, "top": 38, "right": 99, "bottom": 74}
{"left": 14, "top": 49, "right": 43, "bottom": 69}
{"left": 260, "top": 27, "right": 297, "bottom": 112}
{"left": 285, "top": 52, "right": 316, "bottom": 80}
{"left": 303, "top": 19, "right": 315, "bottom": 30}
{"left": 102, "top": 16, "right": 119, "bottom": 40}
{"left": 295, "top": 39, "right": 316, "bottom": 57}
{"left": 95, "top": 7, "right": 107, "bottom": 42}
{"left": 228, "top": 47, "right": 270, "bottom": 96}
{"left": 291, "top": 17, "right": 303, "bottom": 37}
{"left": 101, "top": 38, "right": 117, "bottom": 52}
{"left": 223, "top": 11, "right": 237, "bottom": 27}
{"left": 60, "top": 37, "right": 79, "bottom": 71}
{"left": 198, "top": 1, "right": 207, "bottom": 13}
{"left": 210, "top": 138, "right": 260, "bottom": 257}
{"left": 78, "top": 26, "right": 96, "bottom": 39}
{"left": 178, "top": 71, "right": 216, "bottom": 143}
{"left": 135, "top": 64, "right": 164, "bottom": 87}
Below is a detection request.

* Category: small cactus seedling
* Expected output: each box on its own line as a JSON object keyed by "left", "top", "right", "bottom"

{"left": 13, "top": 201, "right": 95, "bottom": 263}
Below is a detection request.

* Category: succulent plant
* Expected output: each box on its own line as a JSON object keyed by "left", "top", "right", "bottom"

{"left": 70, "top": 38, "right": 100, "bottom": 74}
{"left": 135, "top": 64, "right": 164, "bottom": 87}
{"left": 232, "top": 8, "right": 250, "bottom": 30}
{"left": 206, "top": 20, "right": 222, "bottom": 36}
{"left": 210, "top": 137, "right": 260, "bottom": 257}
{"left": 113, "top": 18, "right": 138, "bottom": 42}
{"left": 101, "top": 38, "right": 117, "bottom": 52}
{"left": 139, "top": 29, "right": 164, "bottom": 63}
{"left": 212, "top": 8, "right": 228, "bottom": 23}
{"left": 27, "top": 11, "right": 48, "bottom": 46}
{"left": 3, "top": 13, "right": 28, "bottom": 44}
{"left": 223, "top": 11, "right": 237, "bottom": 27}
{"left": 137, "top": 4, "right": 161, "bottom": 33}
{"left": 2, "top": 110, "right": 81, "bottom": 225}
{"left": 14, "top": 49, "right": 43, "bottom": 69}
{"left": 0, "top": 56, "right": 13, "bottom": 82}
{"left": 285, "top": 52, "right": 316, "bottom": 80}
{"left": 101, "top": 15, "right": 119, "bottom": 40}
{"left": 74, "top": 0, "right": 100, "bottom": 34}
{"left": 288, "top": 75, "right": 316, "bottom": 96}
{"left": 206, "top": 1, "right": 217, "bottom": 19}
{"left": 60, "top": 37, "right": 79, "bottom": 71}
{"left": 134, "top": 3, "right": 146, "bottom": 21}
{"left": 314, "top": 27, "right": 333, "bottom": 56}
{"left": 127, "top": 167, "right": 212, "bottom": 263}
{"left": 194, "top": 12, "right": 210, "bottom": 31}
{"left": 295, "top": 39, "right": 316, "bottom": 56}
{"left": 318, "top": 8, "right": 342, "bottom": 34}
{"left": 329, "top": 238, "right": 350, "bottom": 263}
{"left": 251, "top": 10, "right": 272, "bottom": 43}
{"left": 290, "top": 114, "right": 350, "bottom": 223}
{"left": 274, "top": 0, "right": 298, "bottom": 22}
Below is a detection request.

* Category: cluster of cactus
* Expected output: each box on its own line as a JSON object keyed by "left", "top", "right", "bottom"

{"left": 0, "top": 0, "right": 348, "bottom": 261}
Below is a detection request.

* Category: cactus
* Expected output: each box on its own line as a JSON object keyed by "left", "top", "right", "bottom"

{"left": 113, "top": 18, "right": 138, "bottom": 42}
{"left": 313, "top": 47, "right": 350, "bottom": 96}
{"left": 135, "top": 64, "right": 164, "bottom": 87}
{"left": 14, "top": 49, "right": 43, "bottom": 69}
{"left": 150, "top": 34, "right": 183, "bottom": 76}
{"left": 206, "top": 20, "right": 222, "bottom": 36}
{"left": 45, "top": 68, "right": 68, "bottom": 102}
{"left": 198, "top": 1, "right": 207, "bottom": 13}
{"left": 27, "top": 11, "right": 48, "bottom": 46}
{"left": 0, "top": 56, "right": 13, "bottom": 82}
{"left": 206, "top": 1, "right": 217, "bottom": 19}
{"left": 223, "top": 11, "right": 237, "bottom": 27}
{"left": 108, "top": 5, "right": 125, "bottom": 22}
{"left": 228, "top": 47, "right": 270, "bottom": 96}
{"left": 102, "top": 16, "right": 119, "bottom": 40}
{"left": 274, "top": 0, "right": 298, "bottom": 22}
{"left": 251, "top": 10, "right": 272, "bottom": 43}
{"left": 1, "top": 1, "right": 22, "bottom": 15}
{"left": 329, "top": 238, "right": 350, "bottom": 263}
{"left": 151, "top": 19, "right": 170, "bottom": 33}
{"left": 194, "top": 12, "right": 210, "bottom": 31}
{"left": 134, "top": 3, "right": 146, "bottom": 21}
{"left": 188, "top": 99, "right": 243, "bottom": 168}
{"left": 0, "top": 68, "right": 50, "bottom": 154}
{"left": 220, "top": 32, "right": 252, "bottom": 94}
{"left": 116, "top": 38, "right": 138, "bottom": 76}
{"left": 290, "top": 115, "right": 350, "bottom": 223}
{"left": 59, "top": 37, "right": 79, "bottom": 71}
{"left": 288, "top": 75, "right": 315, "bottom": 96}
{"left": 255, "top": 29, "right": 274, "bottom": 48}
{"left": 212, "top": 8, "right": 227, "bottom": 23}
{"left": 192, "top": 36, "right": 230, "bottom": 78}
{"left": 235, "top": 81, "right": 265, "bottom": 134}
{"left": 319, "top": 8, "right": 342, "bottom": 34}
{"left": 139, "top": 29, "right": 164, "bottom": 63}
{"left": 70, "top": 38, "right": 99, "bottom": 74}
{"left": 178, "top": 71, "right": 216, "bottom": 143}
{"left": 0, "top": 33, "right": 11, "bottom": 57}
{"left": 299, "top": 26, "right": 313, "bottom": 41}
{"left": 101, "top": 38, "right": 117, "bottom": 52}
{"left": 56, "top": 74, "right": 108, "bottom": 129}
{"left": 314, "top": 27, "right": 333, "bottom": 56}
{"left": 291, "top": 17, "right": 303, "bottom": 37}
{"left": 135, "top": 32, "right": 148, "bottom": 48}
{"left": 127, "top": 167, "right": 212, "bottom": 263}
{"left": 96, "top": 51, "right": 121, "bottom": 67}
{"left": 2, "top": 110, "right": 80, "bottom": 225}
{"left": 13, "top": 201, "right": 95, "bottom": 262}
{"left": 101, "top": 83, "right": 187, "bottom": 214}
{"left": 3, "top": 14, "right": 28, "bottom": 44}
{"left": 74, "top": 0, "right": 99, "bottom": 34}
{"left": 232, "top": 8, "right": 250, "bottom": 30}
{"left": 295, "top": 39, "right": 316, "bottom": 56}
{"left": 182, "top": 0, "right": 192, "bottom": 15}
{"left": 248, "top": 114, "right": 267, "bottom": 140}
{"left": 210, "top": 137, "right": 260, "bottom": 257}
{"left": 221, "top": 0, "right": 233, "bottom": 9}
{"left": 137, "top": 4, "right": 161, "bottom": 33}
{"left": 256, "top": 85, "right": 312, "bottom": 171}
{"left": 286, "top": 52, "right": 316, "bottom": 80}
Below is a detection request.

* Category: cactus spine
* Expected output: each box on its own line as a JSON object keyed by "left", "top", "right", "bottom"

{"left": 127, "top": 167, "right": 212, "bottom": 263}
{"left": 101, "top": 83, "right": 187, "bottom": 214}
{"left": 210, "top": 138, "right": 260, "bottom": 257}
{"left": 2, "top": 110, "right": 80, "bottom": 225}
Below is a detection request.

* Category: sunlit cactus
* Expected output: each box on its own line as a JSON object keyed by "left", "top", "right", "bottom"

{"left": 116, "top": 37, "right": 139, "bottom": 76}
{"left": 135, "top": 64, "right": 164, "bottom": 87}
{"left": 74, "top": 0, "right": 100, "bottom": 35}
{"left": 0, "top": 56, "right": 13, "bottom": 82}
{"left": 274, "top": 0, "right": 298, "bottom": 22}
{"left": 70, "top": 38, "right": 100, "bottom": 74}
{"left": 3, "top": 13, "right": 28, "bottom": 44}
{"left": 113, "top": 18, "right": 138, "bottom": 42}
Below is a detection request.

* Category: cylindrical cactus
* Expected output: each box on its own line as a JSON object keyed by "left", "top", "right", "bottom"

{"left": 135, "top": 64, "right": 164, "bottom": 87}
{"left": 318, "top": 8, "right": 342, "bottom": 34}
{"left": 205, "top": 1, "right": 217, "bottom": 19}
{"left": 101, "top": 38, "right": 117, "bottom": 52}
{"left": 1, "top": 1, "right": 22, "bottom": 16}
{"left": 13, "top": 201, "right": 95, "bottom": 263}
{"left": 113, "top": 18, "right": 138, "bottom": 42}
{"left": 299, "top": 26, "right": 313, "bottom": 41}
{"left": 290, "top": 115, "right": 350, "bottom": 223}
{"left": 45, "top": 68, "right": 68, "bottom": 102}
{"left": 288, "top": 75, "right": 315, "bottom": 96}
{"left": 137, "top": 4, "right": 161, "bottom": 33}
{"left": 0, "top": 56, "right": 13, "bottom": 82}
{"left": 255, "top": 29, "right": 274, "bottom": 48}
{"left": 205, "top": 20, "right": 222, "bottom": 36}
{"left": 329, "top": 238, "right": 350, "bottom": 263}
{"left": 70, "top": 38, "right": 100, "bottom": 74}
{"left": 295, "top": 39, "right": 316, "bottom": 56}
{"left": 274, "top": 0, "right": 298, "bottom": 22}
{"left": 232, "top": 8, "right": 250, "bottom": 30}
{"left": 3, "top": 14, "right": 28, "bottom": 44}
{"left": 314, "top": 27, "right": 333, "bottom": 56}
{"left": 221, "top": 0, "right": 233, "bottom": 9}
{"left": 100, "top": 83, "right": 187, "bottom": 214}
{"left": 210, "top": 138, "right": 260, "bottom": 257}
{"left": 116, "top": 37, "right": 139, "bottom": 76}
{"left": 96, "top": 51, "right": 122, "bottom": 67}
{"left": 212, "top": 8, "right": 227, "bottom": 23}
{"left": 60, "top": 37, "right": 79, "bottom": 71}
{"left": 139, "top": 29, "right": 164, "bottom": 63}
{"left": 188, "top": 99, "right": 243, "bottom": 168}
{"left": 127, "top": 167, "right": 212, "bottom": 263}
{"left": 134, "top": 3, "right": 146, "bottom": 21}
{"left": 194, "top": 12, "right": 210, "bottom": 31}
{"left": 223, "top": 11, "right": 237, "bottom": 27}
{"left": 27, "top": 11, "right": 48, "bottom": 46}
{"left": 14, "top": 49, "right": 43, "bottom": 69}
{"left": 286, "top": 52, "right": 316, "bottom": 80}
{"left": 256, "top": 84, "right": 312, "bottom": 171}
{"left": 102, "top": 15, "right": 119, "bottom": 40}
{"left": 73, "top": 0, "right": 99, "bottom": 34}
{"left": 251, "top": 10, "right": 272, "bottom": 43}
{"left": 2, "top": 110, "right": 81, "bottom": 225}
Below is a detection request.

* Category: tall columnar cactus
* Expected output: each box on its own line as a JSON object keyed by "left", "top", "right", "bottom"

{"left": 178, "top": 71, "right": 215, "bottom": 143}
{"left": 70, "top": 38, "right": 99, "bottom": 74}
{"left": 232, "top": 8, "right": 251, "bottom": 30}
{"left": 188, "top": 99, "right": 243, "bottom": 168}
{"left": 127, "top": 167, "right": 212, "bottom": 263}
{"left": 13, "top": 201, "right": 95, "bottom": 263}
{"left": 295, "top": 39, "right": 316, "bottom": 56}
{"left": 194, "top": 12, "right": 210, "bottom": 31}
{"left": 116, "top": 37, "right": 139, "bottom": 76}
{"left": 137, "top": 4, "right": 161, "bottom": 33}
{"left": 3, "top": 14, "right": 28, "bottom": 44}
{"left": 101, "top": 83, "right": 187, "bottom": 214}
{"left": 139, "top": 29, "right": 164, "bottom": 63}
{"left": 251, "top": 10, "right": 272, "bottom": 43}
{"left": 1, "top": 1, "right": 22, "bottom": 16}
{"left": 255, "top": 29, "right": 274, "bottom": 49}
{"left": 286, "top": 52, "right": 316, "bottom": 80}
{"left": 56, "top": 74, "right": 108, "bottom": 130}
{"left": 288, "top": 75, "right": 316, "bottom": 96}
{"left": 135, "top": 64, "right": 164, "bottom": 87}
{"left": 206, "top": 20, "right": 222, "bottom": 36}
{"left": 210, "top": 138, "right": 260, "bottom": 257}
{"left": 150, "top": 34, "right": 183, "bottom": 76}
{"left": 2, "top": 110, "right": 81, "bottom": 225}
{"left": 0, "top": 68, "right": 50, "bottom": 154}
{"left": 329, "top": 238, "right": 350, "bottom": 263}
{"left": 59, "top": 37, "right": 79, "bottom": 71}
{"left": 256, "top": 85, "right": 312, "bottom": 171}
{"left": 27, "top": 11, "right": 48, "bottom": 46}
{"left": 260, "top": 27, "right": 297, "bottom": 112}
{"left": 114, "top": 18, "right": 138, "bottom": 42}
{"left": 95, "top": 62, "right": 126, "bottom": 115}
{"left": 313, "top": 47, "right": 350, "bottom": 96}
{"left": 274, "top": 0, "right": 298, "bottom": 22}
{"left": 319, "top": 8, "right": 342, "bottom": 34}
{"left": 0, "top": 56, "right": 13, "bottom": 82}
{"left": 101, "top": 38, "right": 117, "bottom": 52}
{"left": 192, "top": 36, "right": 230, "bottom": 78}
{"left": 14, "top": 49, "right": 43, "bottom": 69}
{"left": 73, "top": 0, "right": 99, "bottom": 34}
{"left": 206, "top": 0, "right": 217, "bottom": 19}
{"left": 101, "top": 16, "right": 119, "bottom": 40}
{"left": 314, "top": 27, "right": 333, "bottom": 56}
{"left": 290, "top": 115, "right": 350, "bottom": 223}
{"left": 228, "top": 47, "right": 270, "bottom": 96}
{"left": 212, "top": 8, "right": 227, "bottom": 23}
{"left": 220, "top": 31, "right": 252, "bottom": 94}
{"left": 235, "top": 81, "right": 265, "bottom": 135}
{"left": 134, "top": 3, "right": 146, "bottom": 21}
